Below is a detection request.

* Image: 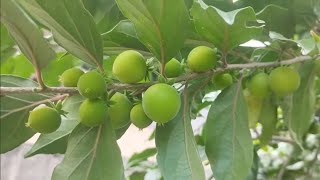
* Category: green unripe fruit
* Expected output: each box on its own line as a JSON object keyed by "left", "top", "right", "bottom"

{"left": 268, "top": 67, "right": 300, "bottom": 96}
{"left": 27, "top": 105, "right": 61, "bottom": 133}
{"left": 60, "top": 68, "right": 84, "bottom": 87}
{"left": 108, "top": 93, "right": 132, "bottom": 129}
{"left": 130, "top": 103, "right": 152, "bottom": 129}
{"left": 79, "top": 99, "right": 107, "bottom": 127}
{"left": 142, "top": 83, "right": 181, "bottom": 123}
{"left": 247, "top": 72, "right": 270, "bottom": 98}
{"left": 112, "top": 50, "right": 147, "bottom": 83}
{"left": 164, "top": 58, "right": 182, "bottom": 78}
{"left": 212, "top": 73, "right": 233, "bottom": 90}
{"left": 77, "top": 71, "right": 106, "bottom": 99}
{"left": 187, "top": 46, "right": 216, "bottom": 72}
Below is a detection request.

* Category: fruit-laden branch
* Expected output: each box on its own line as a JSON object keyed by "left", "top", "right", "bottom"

{"left": 0, "top": 55, "right": 314, "bottom": 95}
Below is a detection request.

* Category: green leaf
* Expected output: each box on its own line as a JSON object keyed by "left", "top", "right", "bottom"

{"left": 269, "top": 32, "right": 319, "bottom": 55}
{"left": 0, "top": 75, "right": 55, "bottom": 153}
{"left": 0, "top": 23, "right": 16, "bottom": 62}
{"left": 156, "top": 97, "right": 205, "bottom": 180}
{"left": 191, "top": 1, "right": 262, "bottom": 52}
{"left": 24, "top": 119, "right": 78, "bottom": 157}
{"left": 281, "top": 62, "right": 317, "bottom": 147}
{"left": 83, "top": 0, "right": 122, "bottom": 33}
{"left": 0, "top": 54, "right": 34, "bottom": 78}
{"left": 52, "top": 121, "right": 125, "bottom": 180}
{"left": 18, "top": 0, "right": 103, "bottom": 67}
{"left": 115, "top": 0, "right": 190, "bottom": 63}
{"left": 259, "top": 97, "right": 277, "bottom": 146}
{"left": 42, "top": 54, "right": 80, "bottom": 86}
{"left": 102, "top": 20, "right": 150, "bottom": 57}
{"left": 205, "top": 83, "right": 253, "bottom": 180}
{"left": 115, "top": 122, "right": 131, "bottom": 139}
{"left": 256, "top": 5, "right": 294, "bottom": 38}
{"left": 1, "top": 0, "right": 55, "bottom": 69}
{"left": 246, "top": 146, "right": 259, "bottom": 180}
{"left": 128, "top": 148, "right": 157, "bottom": 167}
{"left": 24, "top": 95, "right": 83, "bottom": 157}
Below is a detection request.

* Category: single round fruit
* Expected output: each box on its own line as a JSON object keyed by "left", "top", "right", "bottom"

{"left": 212, "top": 73, "right": 233, "bottom": 89}
{"left": 79, "top": 99, "right": 107, "bottom": 127}
{"left": 142, "top": 83, "right": 181, "bottom": 123}
{"left": 77, "top": 71, "right": 106, "bottom": 99}
{"left": 164, "top": 58, "right": 182, "bottom": 78}
{"left": 130, "top": 103, "right": 152, "bottom": 129}
{"left": 112, "top": 50, "right": 147, "bottom": 83}
{"left": 187, "top": 46, "right": 216, "bottom": 72}
{"left": 60, "top": 68, "right": 84, "bottom": 87}
{"left": 27, "top": 105, "right": 61, "bottom": 133}
{"left": 247, "top": 72, "right": 270, "bottom": 98}
{"left": 268, "top": 67, "right": 300, "bottom": 96}
{"left": 108, "top": 93, "right": 132, "bottom": 129}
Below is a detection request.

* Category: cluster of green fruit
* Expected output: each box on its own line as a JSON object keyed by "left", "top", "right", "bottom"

{"left": 246, "top": 66, "right": 301, "bottom": 99}
{"left": 244, "top": 67, "right": 301, "bottom": 128}
{"left": 26, "top": 45, "right": 303, "bottom": 134}
{"left": 24, "top": 46, "right": 226, "bottom": 133}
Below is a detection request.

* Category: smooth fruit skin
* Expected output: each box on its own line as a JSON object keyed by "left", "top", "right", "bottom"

{"left": 130, "top": 103, "right": 152, "bottom": 129}
{"left": 112, "top": 50, "right": 147, "bottom": 83}
{"left": 142, "top": 83, "right": 181, "bottom": 123}
{"left": 108, "top": 93, "right": 132, "bottom": 129}
{"left": 212, "top": 73, "right": 233, "bottom": 89}
{"left": 164, "top": 58, "right": 182, "bottom": 78}
{"left": 268, "top": 67, "right": 300, "bottom": 96}
{"left": 60, "top": 68, "right": 84, "bottom": 87}
{"left": 77, "top": 71, "right": 106, "bottom": 99}
{"left": 79, "top": 99, "right": 107, "bottom": 127}
{"left": 187, "top": 46, "right": 216, "bottom": 72}
{"left": 27, "top": 105, "right": 61, "bottom": 133}
{"left": 247, "top": 72, "right": 270, "bottom": 98}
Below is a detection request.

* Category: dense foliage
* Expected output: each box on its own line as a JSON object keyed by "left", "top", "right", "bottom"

{"left": 1, "top": 0, "right": 320, "bottom": 179}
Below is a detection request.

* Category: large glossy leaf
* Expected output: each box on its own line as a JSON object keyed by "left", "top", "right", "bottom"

{"left": 256, "top": 5, "right": 294, "bottom": 38}
{"left": 281, "top": 62, "right": 317, "bottom": 147}
{"left": 52, "top": 121, "right": 125, "bottom": 180}
{"left": 1, "top": 0, "right": 55, "bottom": 69}
{"left": 0, "top": 75, "right": 55, "bottom": 153}
{"left": 0, "top": 23, "right": 16, "bottom": 62}
{"left": 24, "top": 119, "right": 78, "bottom": 157}
{"left": 269, "top": 32, "right": 319, "bottom": 55}
{"left": 205, "top": 83, "right": 253, "bottom": 180}
{"left": 156, "top": 96, "right": 205, "bottom": 180}
{"left": 191, "top": 0, "right": 262, "bottom": 52}
{"left": 116, "top": 0, "right": 190, "bottom": 63}
{"left": 24, "top": 95, "right": 83, "bottom": 157}
{"left": 83, "top": 0, "right": 122, "bottom": 33}
{"left": 102, "top": 20, "right": 150, "bottom": 57}
{"left": 18, "top": 0, "right": 103, "bottom": 67}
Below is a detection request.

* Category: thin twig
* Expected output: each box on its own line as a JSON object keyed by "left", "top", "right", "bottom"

{"left": 1, "top": 94, "right": 68, "bottom": 119}
{"left": 0, "top": 56, "right": 314, "bottom": 95}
